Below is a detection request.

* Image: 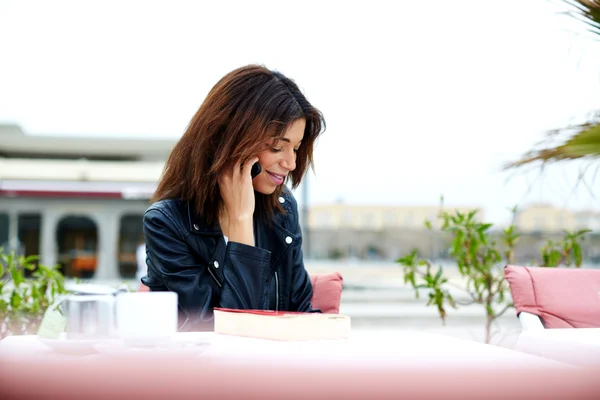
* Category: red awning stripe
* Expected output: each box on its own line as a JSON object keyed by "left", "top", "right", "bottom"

{"left": 0, "top": 189, "right": 125, "bottom": 199}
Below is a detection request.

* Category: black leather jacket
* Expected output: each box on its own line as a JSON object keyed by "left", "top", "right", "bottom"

{"left": 141, "top": 189, "right": 317, "bottom": 331}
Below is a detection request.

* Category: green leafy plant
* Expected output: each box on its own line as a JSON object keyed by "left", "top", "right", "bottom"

{"left": 540, "top": 229, "right": 591, "bottom": 267}
{"left": 0, "top": 248, "right": 68, "bottom": 338}
{"left": 396, "top": 203, "right": 588, "bottom": 344}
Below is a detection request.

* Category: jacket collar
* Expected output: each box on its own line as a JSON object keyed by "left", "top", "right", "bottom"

{"left": 186, "top": 202, "right": 222, "bottom": 235}
{"left": 185, "top": 188, "right": 295, "bottom": 236}
{"left": 185, "top": 201, "right": 299, "bottom": 265}
{"left": 256, "top": 217, "right": 299, "bottom": 272}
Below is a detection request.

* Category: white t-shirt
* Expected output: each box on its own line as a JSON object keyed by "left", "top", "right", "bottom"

{"left": 136, "top": 243, "right": 147, "bottom": 282}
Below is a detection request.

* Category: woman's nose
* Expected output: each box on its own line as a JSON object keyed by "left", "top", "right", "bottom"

{"left": 281, "top": 150, "right": 296, "bottom": 171}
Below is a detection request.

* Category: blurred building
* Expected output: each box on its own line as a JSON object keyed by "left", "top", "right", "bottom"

{"left": 512, "top": 204, "right": 600, "bottom": 263}
{"left": 308, "top": 204, "right": 482, "bottom": 230}
{"left": 0, "top": 124, "right": 486, "bottom": 277}
{"left": 306, "top": 204, "right": 483, "bottom": 260}
{"left": 515, "top": 203, "right": 600, "bottom": 233}
{"left": 575, "top": 210, "right": 600, "bottom": 232}
{"left": 2, "top": 124, "right": 598, "bottom": 281}
{"left": 0, "top": 124, "right": 175, "bottom": 280}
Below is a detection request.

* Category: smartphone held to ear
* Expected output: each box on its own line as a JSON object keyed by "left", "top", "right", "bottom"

{"left": 251, "top": 162, "right": 262, "bottom": 178}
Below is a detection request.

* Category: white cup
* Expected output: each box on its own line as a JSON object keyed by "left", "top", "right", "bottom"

{"left": 115, "top": 292, "right": 178, "bottom": 347}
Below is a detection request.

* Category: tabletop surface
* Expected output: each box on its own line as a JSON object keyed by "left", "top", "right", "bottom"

{"left": 516, "top": 328, "right": 600, "bottom": 367}
{"left": 4, "top": 330, "right": 600, "bottom": 399}
{"left": 0, "top": 329, "right": 575, "bottom": 369}
{"left": 518, "top": 328, "right": 600, "bottom": 344}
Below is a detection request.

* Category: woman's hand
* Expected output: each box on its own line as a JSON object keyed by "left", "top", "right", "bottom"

{"left": 218, "top": 157, "right": 258, "bottom": 246}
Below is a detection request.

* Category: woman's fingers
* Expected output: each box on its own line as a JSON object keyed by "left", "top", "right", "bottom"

{"left": 218, "top": 157, "right": 257, "bottom": 228}
{"left": 221, "top": 156, "right": 256, "bottom": 189}
{"left": 232, "top": 158, "right": 248, "bottom": 181}
{"left": 242, "top": 157, "right": 259, "bottom": 179}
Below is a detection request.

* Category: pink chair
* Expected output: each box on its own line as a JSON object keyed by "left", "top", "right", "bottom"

{"left": 138, "top": 272, "right": 344, "bottom": 314}
{"left": 504, "top": 265, "right": 600, "bottom": 329}
{"left": 309, "top": 272, "right": 344, "bottom": 314}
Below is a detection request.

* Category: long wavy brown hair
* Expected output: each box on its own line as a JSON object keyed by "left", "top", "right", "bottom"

{"left": 152, "top": 65, "right": 325, "bottom": 226}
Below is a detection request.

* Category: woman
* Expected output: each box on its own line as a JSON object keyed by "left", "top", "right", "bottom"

{"left": 142, "top": 65, "right": 326, "bottom": 331}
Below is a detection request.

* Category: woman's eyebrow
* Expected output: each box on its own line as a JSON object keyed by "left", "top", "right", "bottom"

{"left": 278, "top": 138, "right": 302, "bottom": 144}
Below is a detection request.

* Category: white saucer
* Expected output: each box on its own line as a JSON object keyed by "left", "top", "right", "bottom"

{"left": 94, "top": 338, "right": 211, "bottom": 359}
{"left": 64, "top": 282, "right": 121, "bottom": 295}
{"left": 37, "top": 334, "right": 114, "bottom": 356}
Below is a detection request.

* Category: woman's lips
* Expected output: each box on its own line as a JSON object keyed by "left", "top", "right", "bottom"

{"left": 267, "top": 171, "right": 285, "bottom": 185}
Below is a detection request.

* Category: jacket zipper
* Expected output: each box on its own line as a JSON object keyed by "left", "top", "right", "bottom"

{"left": 274, "top": 271, "right": 279, "bottom": 312}
{"left": 207, "top": 267, "right": 223, "bottom": 288}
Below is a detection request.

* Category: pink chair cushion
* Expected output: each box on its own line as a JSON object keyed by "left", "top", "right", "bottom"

{"left": 504, "top": 265, "right": 600, "bottom": 328}
{"left": 309, "top": 272, "right": 344, "bottom": 314}
{"left": 139, "top": 272, "right": 344, "bottom": 314}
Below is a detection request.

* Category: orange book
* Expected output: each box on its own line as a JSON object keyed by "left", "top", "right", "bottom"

{"left": 213, "top": 308, "right": 351, "bottom": 341}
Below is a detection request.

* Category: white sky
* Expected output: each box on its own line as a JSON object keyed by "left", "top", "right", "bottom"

{"left": 1, "top": 0, "right": 599, "bottom": 225}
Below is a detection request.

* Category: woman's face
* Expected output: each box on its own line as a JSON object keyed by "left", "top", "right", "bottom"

{"left": 252, "top": 118, "right": 306, "bottom": 195}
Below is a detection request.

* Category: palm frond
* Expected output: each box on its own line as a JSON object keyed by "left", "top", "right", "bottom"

{"left": 505, "top": 0, "right": 600, "bottom": 168}
{"left": 505, "top": 117, "right": 600, "bottom": 168}
{"left": 562, "top": 0, "right": 600, "bottom": 39}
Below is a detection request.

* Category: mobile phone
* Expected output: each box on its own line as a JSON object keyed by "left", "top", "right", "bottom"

{"left": 251, "top": 162, "right": 262, "bottom": 178}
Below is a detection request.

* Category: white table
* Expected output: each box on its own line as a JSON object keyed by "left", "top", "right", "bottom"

{"left": 2, "top": 331, "right": 599, "bottom": 399}
{"left": 0, "top": 330, "right": 573, "bottom": 369}
{"left": 516, "top": 328, "right": 600, "bottom": 368}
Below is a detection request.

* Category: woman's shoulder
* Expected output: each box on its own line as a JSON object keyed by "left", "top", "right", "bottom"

{"left": 146, "top": 198, "right": 220, "bottom": 236}
{"left": 144, "top": 199, "right": 191, "bottom": 230}
{"left": 146, "top": 198, "right": 183, "bottom": 216}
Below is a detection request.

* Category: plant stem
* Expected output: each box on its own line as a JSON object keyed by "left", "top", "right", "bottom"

{"left": 485, "top": 314, "right": 493, "bottom": 344}
{"left": 495, "top": 303, "right": 514, "bottom": 319}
